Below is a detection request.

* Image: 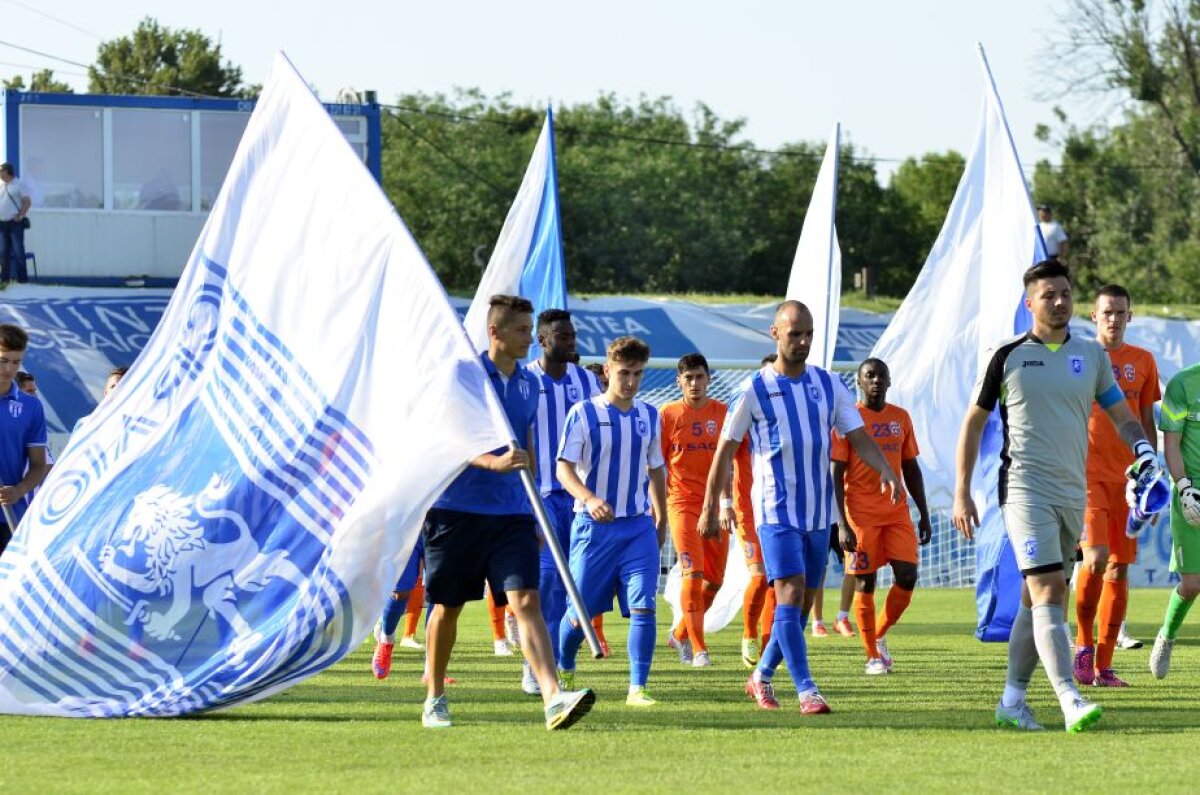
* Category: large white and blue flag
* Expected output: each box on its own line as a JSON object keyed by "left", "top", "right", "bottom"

{"left": 0, "top": 53, "right": 513, "bottom": 716}
{"left": 464, "top": 109, "right": 568, "bottom": 358}
{"left": 871, "top": 44, "right": 1044, "bottom": 641}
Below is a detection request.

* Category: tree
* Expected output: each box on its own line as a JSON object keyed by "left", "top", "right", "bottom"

{"left": 89, "top": 17, "right": 246, "bottom": 97}
{"left": 3, "top": 69, "right": 74, "bottom": 93}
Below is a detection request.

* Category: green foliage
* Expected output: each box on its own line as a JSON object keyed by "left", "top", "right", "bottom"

{"left": 1035, "top": 0, "right": 1200, "bottom": 302}
{"left": 2, "top": 590, "right": 1197, "bottom": 793}
{"left": 88, "top": 16, "right": 247, "bottom": 97}
{"left": 3, "top": 69, "right": 74, "bottom": 93}
{"left": 384, "top": 92, "right": 942, "bottom": 296}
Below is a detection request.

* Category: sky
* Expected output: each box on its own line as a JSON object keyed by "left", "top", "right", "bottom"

{"left": 2, "top": 0, "right": 1111, "bottom": 181}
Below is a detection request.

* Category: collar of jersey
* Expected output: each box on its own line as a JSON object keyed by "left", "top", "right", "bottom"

{"left": 0, "top": 382, "right": 17, "bottom": 401}
{"left": 768, "top": 366, "right": 811, "bottom": 385}
{"left": 598, "top": 396, "right": 638, "bottom": 416}
{"left": 480, "top": 351, "right": 522, "bottom": 381}
{"left": 1025, "top": 329, "right": 1072, "bottom": 347}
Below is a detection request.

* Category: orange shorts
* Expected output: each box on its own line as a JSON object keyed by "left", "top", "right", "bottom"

{"left": 669, "top": 506, "right": 730, "bottom": 582}
{"left": 845, "top": 520, "right": 918, "bottom": 576}
{"left": 1083, "top": 479, "right": 1137, "bottom": 564}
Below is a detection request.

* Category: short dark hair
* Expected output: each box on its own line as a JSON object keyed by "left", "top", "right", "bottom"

{"left": 857, "top": 357, "right": 888, "bottom": 377}
{"left": 676, "top": 353, "right": 709, "bottom": 374}
{"left": 108, "top": 365, "right": 130, "bottom": 379}
{"left": 607, "top": 336, "right": 650, "bottom": 364}
{"left": 537, "top": 308, "right": 572, "bottom": 334}
{"left": 487, "top": 294, "right": 534, "bottom": 328}
{"left": 0, "top": 163, "right": 12, "bottom": 177}
{"left": 0, "top": 323, "right": 29, "bottom": 351}
{"left": 760, "top": 353, "right": 778, "bottom": 366}
{"left": 1096, "top": 283, "right": 1131, "bottom": 305}
{"left": 1023, "top": 259, "right": 1071, "bottom": 289}
{"left": 584, "top": 362, "right": 605, "bottom": 378}
{"left": 15, "top": 371, "right": 34, "bottom": 385}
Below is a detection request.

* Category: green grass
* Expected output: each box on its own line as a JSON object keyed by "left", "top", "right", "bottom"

{"left": 2, "top": 588, "right": 1198, "bottom": 793}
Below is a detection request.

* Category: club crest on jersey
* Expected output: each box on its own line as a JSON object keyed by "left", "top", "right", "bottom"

{"left": 567, "top": 385, "right": 580, "bottom": 402}
{"left": 1069, "top": 356, "right": 1084, "bottom": 376}
{"left": 518, "top": 379, "right": 530, "bottom": 400}
{"left": 1023, "top": 538, "right": 1038, "bottom": 560}
{"left": 1123, "top": 364, "right": 1135, "bottom": 382}
{"left": 706, "top": 420, "right": 717, "bottom": 435}
{"left": 8, "top": 401, "right": 21, "bottom": 418}
{"left": 889, "top": 421, "right": 902, "bottom": 436}
{"left": 807, "top": 384, "right": 821, "bottom": 402}
{"left": 636, "top": 417, "right": 648, "bottom": 436}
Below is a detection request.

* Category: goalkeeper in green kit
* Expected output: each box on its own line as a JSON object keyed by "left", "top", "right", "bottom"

{"left": 1150, "top": 362, "right": 1200, "bottom": 679}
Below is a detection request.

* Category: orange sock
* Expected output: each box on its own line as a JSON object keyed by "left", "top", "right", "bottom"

{"left": 683, "top": 577, "right": 707, "bottom": 652}
{"left": 591, "top": 614, "right": 607, "bottom": 645}
{"left": 485, "top": 589, "right": 505, "bottom": 642}
{"left": 403, "top": 583, "right": 424, "bottom": 638}
{"left": 703, "top": 584, "right": 719, "bottom": 611}
{"left": 876, "top": 585, "right": 913, "bottom": 638}
{"left": 853, "top": 591, "right": 878, "bottom": 658}
{"left": 1074, "top": 568, "right": 1103, "bottom": 648}
{"left": 1095, "top": 578, "right": 1128, "bottom": 671}
{"left": 761, "top": 586, "right": 777, "bottom": 650}
{"left": 744, "top": 574, "right": 767, "bottom": 639}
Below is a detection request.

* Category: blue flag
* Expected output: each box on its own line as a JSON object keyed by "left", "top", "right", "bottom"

{"left": 465, "top": 108, "right": 568, "bottom": 359}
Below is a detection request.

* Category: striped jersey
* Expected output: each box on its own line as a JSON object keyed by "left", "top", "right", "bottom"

{"left": 558, "top": 396, "right": 665, "bottom": 518}
{"left": 722, "top": 364, "right": 863, "bottom": 531}
{"left": 525, "top": 361, "right": 603, "bottom": 495}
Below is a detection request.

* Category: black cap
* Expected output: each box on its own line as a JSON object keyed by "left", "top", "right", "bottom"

{"left": 1035, "top": 204, "right": 1050, "bottom": 211}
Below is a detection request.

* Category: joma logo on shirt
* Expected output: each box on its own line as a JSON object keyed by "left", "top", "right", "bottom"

{"left": 767, "top": 391, "right": 784, "bottom": 398}
{"left": 1022, "top": 360, "right": 1045, "bottom": 368}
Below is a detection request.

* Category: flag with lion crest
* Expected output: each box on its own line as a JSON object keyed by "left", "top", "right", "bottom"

{"left": 0, "top": 53, "right": 513, "bottom": 717}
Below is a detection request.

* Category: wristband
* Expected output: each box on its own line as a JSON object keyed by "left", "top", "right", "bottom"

{"left": 719, "top": 498, "right": 733, "bottom": 510}
{"left": 1134, "top": 439, "right": 1154, "bottom": 459}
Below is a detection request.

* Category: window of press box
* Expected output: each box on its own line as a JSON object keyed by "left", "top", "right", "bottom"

{"left": 19, "top": 106, "right": 104, "bottom": 209}
{"left": 112, "top": 109, "right": 192, "bottom": 211}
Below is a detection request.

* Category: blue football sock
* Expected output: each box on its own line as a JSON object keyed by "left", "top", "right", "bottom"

{"left": 380, "top": 593, "right": 406, "bottom": 639}
{"left": 559, "top": 614, "right": 585, "bottom": 671}
{"left": 540, "top": 577, "right": 567, "bottom": 665}
{"left": 758, "top": 636, "right": 784, "bottom": 680}
{"left": 628, "top": 611, "right": 656, "bottom": 687}
{"left": 773, "top": 604, "right": 814, "bottom": 693}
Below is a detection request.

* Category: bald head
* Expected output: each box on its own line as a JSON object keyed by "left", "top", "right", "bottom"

{"left": 770, "top": 300, "right": 815, "bottom": 369}
{"left": 774, "top": 300, "right": 812, "bottom": 326}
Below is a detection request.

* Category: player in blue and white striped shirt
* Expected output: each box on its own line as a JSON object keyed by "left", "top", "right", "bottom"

{"left": 521, "top": 309, "right": 602, "bottom": 693}
{"left": 701, "top": 301, "right": 900, "bottom": 715}
{"left": 556, "top": 335, "right": 667, "bottom": 707}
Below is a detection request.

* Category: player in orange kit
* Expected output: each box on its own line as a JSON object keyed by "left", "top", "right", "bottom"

{"left": 831, "top": 358, "right": 932, "bottom": 675}
{"left": 732, "top": 432, "right": 769, "bottom": 667}
{"left": 662, "top": 353, "right": 730, "bottom": 667}
{"left": 1074, "top": 284, "right": 1160, "bottom": 687}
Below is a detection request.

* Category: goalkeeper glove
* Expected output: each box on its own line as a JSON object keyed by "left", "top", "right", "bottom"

{"left": 1126, "top": 440, "right": 1158, "bottom": 489}
{"left": 1178, "top": 477, "right": 1200, "bottom": 527}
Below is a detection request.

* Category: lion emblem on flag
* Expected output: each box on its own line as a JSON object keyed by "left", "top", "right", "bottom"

{"left": 96, "top": 475, "right": 306, "bottom": 663}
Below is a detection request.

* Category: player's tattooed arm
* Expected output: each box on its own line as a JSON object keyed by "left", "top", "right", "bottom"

{"left": 699, "top": 437, "right": 739, "bottom": 539}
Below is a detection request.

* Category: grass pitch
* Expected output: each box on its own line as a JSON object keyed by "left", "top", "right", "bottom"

{"left": 2, "top": 588, "right": 1198, "bottom": 793}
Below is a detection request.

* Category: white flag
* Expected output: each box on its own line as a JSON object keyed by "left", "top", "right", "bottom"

{"left": 0, "top": 53, "right": 512, "bottom": 716}
{"left": 786, "top": 123, "right": 843, "bottom": 369}
{"left": 870, "top": 45, "right": 1043, "bottom": 639}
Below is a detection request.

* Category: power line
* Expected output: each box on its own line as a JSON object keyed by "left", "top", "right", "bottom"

{"left": 0, "top": 39, "right": 218, "bottom": 98}
{"left": 0, "top": 0, "right": 103, "bottom": 40}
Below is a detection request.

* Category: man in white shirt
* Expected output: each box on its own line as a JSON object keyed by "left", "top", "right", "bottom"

{"left": 0, "top": 163, "right": 31, "bottom": 284}
{"left": 1037, "top": 205, "right": 1069, "bottom": 262}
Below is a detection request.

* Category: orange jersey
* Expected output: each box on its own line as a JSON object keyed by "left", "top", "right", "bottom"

{"left": 661, "top": 399, "right": 727, "bottom": 507}
{"left": 1087, "top": 343, "right": 1160, "bottom": 484}
{"left": 831, "top": 402, "right": 918, "bottom": 529}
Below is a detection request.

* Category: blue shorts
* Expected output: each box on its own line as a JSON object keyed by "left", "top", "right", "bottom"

{"left": 758, "top": 523, "right": 831, "bottom": 588}
{"left": 392, "top": 536, "right": 424, "bottom": 593}
{"left": 566, "top": 513, "right": 659, "bottom": 621}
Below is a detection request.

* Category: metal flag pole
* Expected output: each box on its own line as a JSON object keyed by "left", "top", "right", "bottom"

{"left": 1, "top": 501, "right": 18, "bottom": 535}
{"left": 512, "top": 442, "right": 604, "bottom": 658}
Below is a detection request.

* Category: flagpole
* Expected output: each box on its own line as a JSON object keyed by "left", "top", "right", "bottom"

{"left": 512, "top": 442, "right": 604, "bottom": 659}
{"left": 1, "top": 500, "right": 17, "bottom": 532}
